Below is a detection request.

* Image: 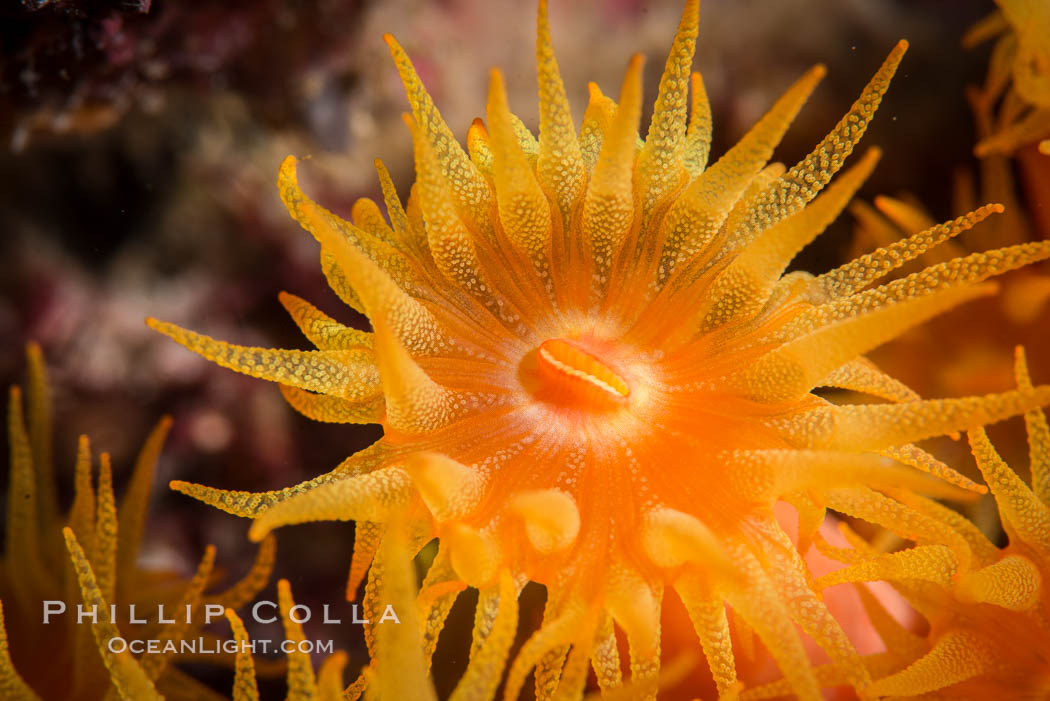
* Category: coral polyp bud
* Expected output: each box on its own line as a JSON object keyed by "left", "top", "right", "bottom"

{"left": 509, "top": 489, "right": 581, "bottom": 554}
{"left": 404, "top": 452, "right": 483, "bottom": 522}
{"left": 642, "top": 507, "right": 731, "bottom": 574}
{"left": 446, "top": 523, "right": 500, "bottom": 587}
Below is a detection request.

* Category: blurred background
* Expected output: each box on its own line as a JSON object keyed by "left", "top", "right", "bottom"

{"left": 0, "top": 0, "right": 1030, "bottom": 698}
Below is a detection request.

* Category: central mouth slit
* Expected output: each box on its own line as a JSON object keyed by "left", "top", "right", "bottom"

{"left": 536, "top": 338, "right": 631, "bottom": 404}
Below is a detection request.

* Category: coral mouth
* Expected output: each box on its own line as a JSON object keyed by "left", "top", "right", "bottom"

{"left": 524, "top": 337, "right": 632, "bottom": 410}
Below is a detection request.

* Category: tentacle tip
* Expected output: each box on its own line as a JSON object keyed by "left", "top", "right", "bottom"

{"left": 488, "top": 68, "right": 508, "bottom": 104}
{"left": 61, "top": 526, "right": 78, "bottom": 551}
{"left": 382, "top": 33, "right": 398, "bottom": 49}
{"left": 277, "top": 156, "right": 303, "bottom": 194}
{"left": 872, "top": 194, "right": 893, "bottom": 209}
{"left": 811, "top": 63, "right": 828, "bottom": 79}
{"left": 248, "top": 522, "right": 271, "bottom": 543}
{"left": 168, "top": 480, "right": 192, "bottom": 495}
{"left": 894, "top": 38, "right": 910, "bottom": 54}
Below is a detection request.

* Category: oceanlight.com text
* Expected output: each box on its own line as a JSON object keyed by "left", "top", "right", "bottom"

{"left": 107, "top": 637, "right": 336, "bottom": 656}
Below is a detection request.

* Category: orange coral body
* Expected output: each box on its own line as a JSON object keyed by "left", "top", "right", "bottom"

{"left": 148, "top": 1, "right": 1050, "bottom": 698}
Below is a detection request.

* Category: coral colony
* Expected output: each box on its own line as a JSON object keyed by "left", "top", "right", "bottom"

{"left": 4, "top": 0, "right": 1050, "bottom": 699}
{"left": 965, "top": 0, "right": 1050, "bottom": 158}
{"left": 1, "top": 345, "right": 277, "bottom": 700}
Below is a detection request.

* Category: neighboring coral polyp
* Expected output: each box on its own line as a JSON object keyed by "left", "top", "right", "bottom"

{"left": 1, "top": 344, "right": 276, "bottom": 700}
{"left": 803, "top": 348, "right": 1050, "bottom": 699}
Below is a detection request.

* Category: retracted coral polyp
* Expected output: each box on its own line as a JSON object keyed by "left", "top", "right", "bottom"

{"left": 148, "top": 0, "right": 1050, "bottom": 698}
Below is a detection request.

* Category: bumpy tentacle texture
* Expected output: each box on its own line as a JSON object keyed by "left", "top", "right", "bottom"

{"left": 784, "top": 347, "right": 1050, "bottom": 699}
{"left": 0, "top": 345, "right": 276, "bottom": 701}
{"left": 224, "top": 581, "right": 351, "bottom": 701}
{"left": 844, "top": 0, "right": 1050, "bottom": 405}
{"left": 151, "top": 2, "right": 1050, "bottom": 699}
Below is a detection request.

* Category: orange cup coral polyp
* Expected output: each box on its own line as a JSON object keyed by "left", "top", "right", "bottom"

{"left": 806, "top": 348, "right": 1050, "bottom": 699}
{"left": 149, "top": 1, "right": 1050, "bottom": 698}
